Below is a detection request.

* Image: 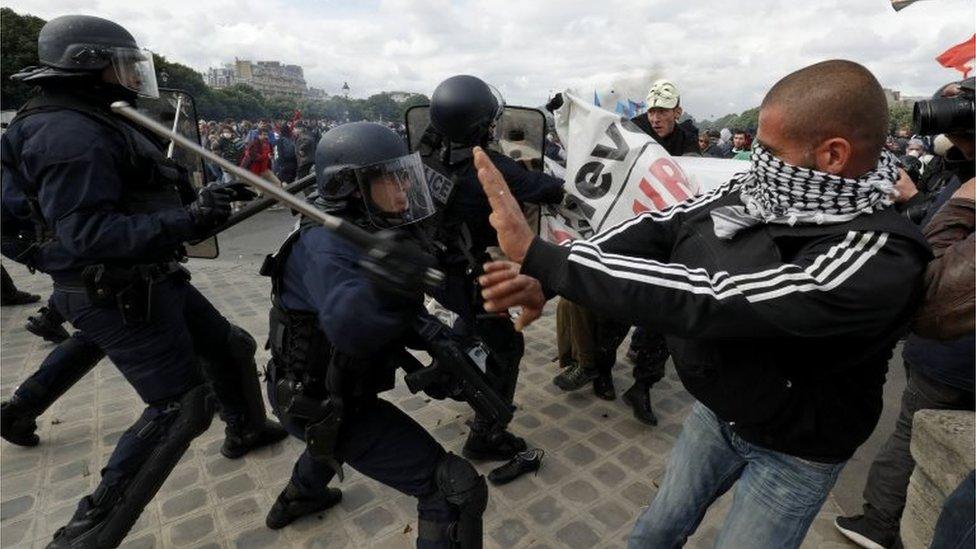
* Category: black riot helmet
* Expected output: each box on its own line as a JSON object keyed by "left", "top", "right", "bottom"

{"left": 12, "top": 15, "right": 159, "bottom": 98}
{"left": 315, "top": 122, "right": 435, "bottom": 228}
{"left": 429, "top": 75, "right": 505, "bottom": 146}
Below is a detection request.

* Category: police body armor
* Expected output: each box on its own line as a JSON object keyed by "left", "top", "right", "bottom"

{"left": 261, "top": 224, "right": 360, "bottom": 481}
{"left": 1, "top": 91, "right": 195, "bottom": 324}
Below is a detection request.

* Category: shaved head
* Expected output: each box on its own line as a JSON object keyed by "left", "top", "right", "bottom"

{"left": 760, "top": 60, "right": 888, "bottom": 167}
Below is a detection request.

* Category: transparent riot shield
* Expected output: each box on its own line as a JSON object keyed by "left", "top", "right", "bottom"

{"left": 137, "top": 89, "right": 219, "bottom": 258}
{"left": 405, "top": 105, "right": 547, "bottom": 172}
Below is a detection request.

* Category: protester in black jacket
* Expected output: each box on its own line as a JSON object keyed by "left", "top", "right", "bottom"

{"left": 473, "top": 60, "right": 931, "bottom": 549}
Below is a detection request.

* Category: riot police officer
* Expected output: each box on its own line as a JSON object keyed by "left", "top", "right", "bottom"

{"left": 261, "top": 122, "right": 487, "bottom": 547}
{"left": 0, "top": 15, "right": 286, "bottom": 547}
{"left": 425, "top": 75, "right": 565, "bottom": 460}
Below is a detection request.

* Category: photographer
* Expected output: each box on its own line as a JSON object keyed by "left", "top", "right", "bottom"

{"left": 891, "top": 78, "right": 975, "bottom": 224}
{"left": 471, "top": 60, "right": 932, "bottom": 548}
{"left": 835, "top": 77, "right": 975, "bottom": 549}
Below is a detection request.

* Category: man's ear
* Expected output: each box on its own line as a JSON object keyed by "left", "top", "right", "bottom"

{"left": 674, "top": 106, "right": 683, "bottom": 119}
{"left": 813, "top": 137, "right": 853, "bottom": 175}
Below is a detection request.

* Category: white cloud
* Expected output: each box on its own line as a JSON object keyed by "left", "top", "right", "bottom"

{"left": 6, "top": 0, "right": 974, "bottom": 118}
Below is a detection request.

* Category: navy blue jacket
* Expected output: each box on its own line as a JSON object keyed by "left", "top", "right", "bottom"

{"left": 446, "top": 149, "right": 564, "bottom": 256}
{"left": 277, "top": 226, "right": 420, "bottom": 359}
{"left": 1, "top": 107, "right": 197, "bottom": 277}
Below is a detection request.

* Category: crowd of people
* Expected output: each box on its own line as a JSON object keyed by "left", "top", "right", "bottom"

{"left": 196, "top": 117, "right": 407, "bottom": 189}
{"left": 1, "top": 12, "right": 973, "bottom": 549}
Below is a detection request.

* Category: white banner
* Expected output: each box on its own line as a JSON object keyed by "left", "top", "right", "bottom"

{"left": 540, "top": 92, "right": 748, "bottom": 243}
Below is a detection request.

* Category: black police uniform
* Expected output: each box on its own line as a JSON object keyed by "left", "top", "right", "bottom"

{"left": 261, "top": 122, "right": 487, "bottom": 547}
{"left": 426, "top": 76, "right": 565, "bottom": 459}
{"left": 0, "top": 15, "right": 285, "bottom": 546}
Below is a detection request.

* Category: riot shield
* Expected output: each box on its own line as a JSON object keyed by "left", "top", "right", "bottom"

{"left": 405, "top": 105, "right": 547, "bottom": 172}
{"left": 137, "top": 89, "right": 219, "bottom": 258}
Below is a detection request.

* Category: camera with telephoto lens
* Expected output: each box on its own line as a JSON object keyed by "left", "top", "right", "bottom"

{"left": 912, "top": 77, "right": 975, "bottom": 136}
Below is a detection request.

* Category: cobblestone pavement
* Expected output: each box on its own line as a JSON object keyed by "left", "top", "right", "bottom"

{"left": 1, "top": 259, "right": 860, "bottom": 548}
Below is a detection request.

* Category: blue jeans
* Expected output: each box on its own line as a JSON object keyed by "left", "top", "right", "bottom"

{"left": 628, "top": 402, "right": 845, "bottom": 548}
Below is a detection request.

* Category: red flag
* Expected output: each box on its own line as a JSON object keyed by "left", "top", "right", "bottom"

{"left": 936, "top": 34, "right": 976, "bottom": 78}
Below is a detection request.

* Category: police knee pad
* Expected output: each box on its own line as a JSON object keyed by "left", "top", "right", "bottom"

{"left": 434, "top": 452, "right": 487, "bottom": 547}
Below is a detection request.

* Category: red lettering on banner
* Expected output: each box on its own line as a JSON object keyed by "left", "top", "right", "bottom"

{"left": 649, "top": 158, "right": 691, "bottom": 202}
{"left": 638, "top": 178, "right": 668, "bottom": 210}
{"left": 632, "top": 199, "right": 650, "bottom": 215}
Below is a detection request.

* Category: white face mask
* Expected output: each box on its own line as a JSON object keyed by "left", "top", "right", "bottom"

{"left": 221, "top": 133, "right": 232, "bottom": 139}
{"left": 906, "top": 149, "right": 922, "bottom": 158}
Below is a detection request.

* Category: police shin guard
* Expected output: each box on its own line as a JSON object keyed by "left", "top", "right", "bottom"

{"left": 2, "top": 335, "right": 104, "bottom": 447}
{"left": 199, "top": 325, "right": 286, "bottom": 459}
{"left": 48, "top": 385, "right": 214, "bottom": 549}
{"left": 429, "top": 453, "right": 488, "bottom": 548}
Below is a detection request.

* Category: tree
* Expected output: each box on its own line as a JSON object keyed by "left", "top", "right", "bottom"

{"left": 1, "top": 8, "right": 46, "bottom": 109}
{"left": 0, "top": 7, "right": 429, "bottom": 124}
{"left": 889, "top": 105, "right": 914, "bottom": 133}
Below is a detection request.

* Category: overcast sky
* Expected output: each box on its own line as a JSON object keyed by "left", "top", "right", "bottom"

{"left": 7, "top": 0, "right": 975, "bottom": 118}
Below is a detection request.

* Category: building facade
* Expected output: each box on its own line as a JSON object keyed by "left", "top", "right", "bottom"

{"left": 206, "top": 58, "right": 308, "bottom": 99}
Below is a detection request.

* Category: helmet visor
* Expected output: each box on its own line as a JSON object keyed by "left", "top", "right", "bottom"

{"left": 354, "top": 152, "right": 436, "bottom": 227}
{"left": 110, "top": 47, "right": 159, "bottom": 98}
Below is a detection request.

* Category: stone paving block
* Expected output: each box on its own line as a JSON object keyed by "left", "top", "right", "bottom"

{"left": 166, "top": 511, "right": 215, "bottom": 547}
{"left": 561, "top": 441, "right": 598, "bottom": 467}
{"left": 526, "top": 495, "right": 567, "bottom": 528}
{"left": 620, "top": 480, "right": 655, "bottom": 508}
{"left": 219, "top": 495, "right": 265, "bottom": 531}
{"left": 233, "top": 524, "right": 283, "bottom": 548}
{"left": 214, "top": 472, "right": 257, "bottom": 501}
{"left": 560, "top": 478, "right": 599, "bottom": 505}
{"left": 554, "top": 518, "right": 602, "bottom": 548}
{"left": 495, "top": 474, "right": 542, "bottom": 503}
{"left": 0, "top": 517, "right": 33, "bottom": 546}
{"left": 336, "top": 482, "right": 375, "bottom": 514}
{"left": 161, "top": 487, "right": 210, "bottom": 522}
{"left": 301, "top": 526, "right": 352, "bottom": 548}
{"left": 351, "top": 504, "right": 397, "bottom": 539}
{"left": 591, "top": 460, "right": 627, "bottom": 489}
{"left": 205, "top": 454, "right": 246, "bottom": 478}
{"left": 490, "top": 516, "right": 531, "bottom": 546}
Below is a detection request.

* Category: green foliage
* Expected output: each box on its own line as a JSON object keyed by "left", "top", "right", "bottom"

{"left": 698, "top": 106, "right": 760, "bottom": 132}
{"left": 1, "top": 8, "right": 46, "bottom": 109}
{"left": 0, "top": 7, "right": 429, "bottom": 122}
{"left": 696, "top": 104, "right": 916, "bottom": 136}
{"left": 888, "top": 105, "right": 913, "bottom": 133}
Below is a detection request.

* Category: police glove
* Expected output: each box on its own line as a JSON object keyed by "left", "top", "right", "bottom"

{"left": 359, "top": 230, "right": 442, "bottom": 305}
{"left": 211, "top": 181, "right": 258, "bottom": 202}
{"left": 187, "top": 186, "right": 234, "bottom": 227}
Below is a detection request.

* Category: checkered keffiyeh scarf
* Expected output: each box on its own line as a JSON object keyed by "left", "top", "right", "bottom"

{"left": 710, "top": 144, "right": 898, "bottom": 239}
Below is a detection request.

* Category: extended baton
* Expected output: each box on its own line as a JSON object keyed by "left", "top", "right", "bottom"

{"left": 189, "top": 172, "right": 317, "bottom": 244}
{"left": 111, "top": 101, "right": 444, "bottom": 290}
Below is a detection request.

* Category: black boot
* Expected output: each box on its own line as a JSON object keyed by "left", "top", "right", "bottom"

{"left": 220, "top": 419, "right": 289, "bottom": 459}
{"left": 622, "top": 382, "right": 658, "bottom": 426}
{"left": 266, "top": 482, "right": 342, "bottom": 530}
{"left": 26, "top": 307, "right": 70, "bottom": 344}
{"left": 462, "top": 421, "right": 527, "bottom": 461}
{"left": 0, "top": 398, "right": 39, "bottom": 447}
{"left": 593, "top": 373, "right": 616, "bottom": 401}
{"left": 48, "top": 484, "right": 121, "bottom": 548}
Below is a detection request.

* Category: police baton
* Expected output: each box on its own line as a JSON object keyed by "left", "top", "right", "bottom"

{"left": 111, "top": 101, "right": 445, "bottom": 293}
{"left": 188, "top": 172, "right": 317, "bottom": 244}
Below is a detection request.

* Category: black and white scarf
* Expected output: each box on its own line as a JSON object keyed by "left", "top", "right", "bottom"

{"left": 710, "top": 144, "right": 898, "bottom": 239}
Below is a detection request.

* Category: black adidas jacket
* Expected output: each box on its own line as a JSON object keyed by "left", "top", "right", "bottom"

{"left": 524, "top": 183, "right": 932, "bottom": 462}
